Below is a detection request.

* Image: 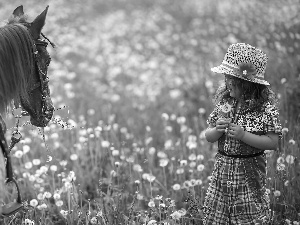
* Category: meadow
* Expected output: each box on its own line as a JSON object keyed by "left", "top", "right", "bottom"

{"left": 0, "top": 0, "right": 300, "bottom": 224}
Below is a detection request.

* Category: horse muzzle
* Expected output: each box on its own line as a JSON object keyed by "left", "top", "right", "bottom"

{"left": 30, "top": 98, "right": 54, "bottom": 127}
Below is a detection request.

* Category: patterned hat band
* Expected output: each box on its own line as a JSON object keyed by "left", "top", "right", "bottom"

{"left": 222, "top": 61, "right": 265, "bottom": 79}
{"left": 211, "top": 43, "right": 270, "bottom": 86}
{"left": 211, "top": 61, "right": 270, "bottom": 86}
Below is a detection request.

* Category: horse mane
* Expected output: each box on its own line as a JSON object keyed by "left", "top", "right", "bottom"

{"left": 0, "top": 22, "right": 34, "bottom": 114}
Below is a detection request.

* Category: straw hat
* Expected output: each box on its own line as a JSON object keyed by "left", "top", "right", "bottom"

{"left": 211, "top": 43, "right": 270, "bottom": 85}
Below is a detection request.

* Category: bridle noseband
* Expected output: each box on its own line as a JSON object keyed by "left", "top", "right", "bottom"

{"left": 21, "top": 33, "right": 54, "bottom": 118}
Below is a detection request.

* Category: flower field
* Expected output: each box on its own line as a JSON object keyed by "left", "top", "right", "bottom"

{"left": 0, "top": 0, "right": 300, "bottom": 224}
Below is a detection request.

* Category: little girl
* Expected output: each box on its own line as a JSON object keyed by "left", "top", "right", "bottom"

{"left": 203, "top": 43, "right": 282, "bottom": 224}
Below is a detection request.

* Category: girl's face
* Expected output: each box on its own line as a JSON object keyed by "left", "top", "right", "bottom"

{"left": 224, "top": 75, "right": 242, "bottom": 99}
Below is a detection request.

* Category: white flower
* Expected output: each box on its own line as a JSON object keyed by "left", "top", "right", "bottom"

{"left": 126, "top": 156, "right": 134, "bottom": 163}
{"left": 14, "top": 150, "right": 23, "bottom": 158}
{"left": 178, "top": 208, "right": 187, "bottom": 216}
{"left": 170, "top": 211, "right": 182, "bottom": 220}
{"left": 180, "top": 160, "right": 188, "bottom": 166}
{"left": 90, "top": 217, "right": 97, "bottom": 224}
{"left": 183, "top": 180, "right": 192, "bottom": 188}
{"left": 29, "top": 175, "right": 36, "bottom": 182}
{"left": 159, "top": 203, "right": 166, "bottom": 207}
{"left": 32, "top": 159, "right": 41, "bottom": 165}
{"left": 196, "top": 179, "right": 203, "bottom": 185}
{"left": 197, "top": 164, "right": 205, "bottom": 171}
{"left": 172, "top": 184, "right": 181, "bottom": 191}
{"left": 22, "top": 172, "right": 30, "bottom": 178}
{"left": 189, "top": 162, "right": 196, "bottom": 168}
{"left": 161, "top": 113, "right": 169, "bottom": 121}
{"left": 50, "top": 165, "right": 58, "bottom": 172}
{"left": 39, "top": 193, "right": 46, "bottom": 200}
{"left": 24, "top": 218, "right": 35, "bottom": 225}
{"left": 60, "top": 160, "right": 68, "bottom": 167}
{"left": 149, "top": 147, "right": 156, "bottom": 155}
{"left": 112, "top": 150, "right": 120, "bottom": 156}
{"left": 55, "top": 200, "right": 63, "bottom": 207}
{"left": 274, "top": 190, "right": 281, "bottom": 197}
{"left": 133, "top": 164, "right": 143, "bottom": 172}
{"left": 277, "top": 163, "right": 286, "bottom": 171}
{"left": 276, "top": 157, "right": 285, "bottom": 164}
{"left": 148, "top": 200, "right": 155, "bottom": 208}
{"left": 165, "top": 126, "right": 173, "bottom": 132}
{"left": 188, "top": 154, "right": 197, "bottom": 161}
{"left": 40, "top": 166, "right": 49, "bottom": 173}
{"left": 289, "top": 139, "right": 296, "bottom": 145}
{"left": 147, "top": 174, "right": 156, "bottom": 182}
{"left": 70, "top": 154, "right": 78, "bottom": 161}
{"left": 110, "top": 170, "right": 117, "bottom": 177}
{"left": 137, "top": 194, "right": 143, "bottom": 200}
{"left": 53, "top": 193, "right": 61, "bottom": 200}
{"left": 25, "top": 162, "right": 33, "bottom": 169}
{"left": 219, "top": 102, "right": 232, "bottom": 114}
{"left": 198, "top": 108, "right": 206, "bottom": 114}
{"left": 170, "top": 114, "right": 177, "bottom": 120}
{"left": 177, "top": 117, "right": 186, "bottom": 124}
{"left": 159, "top": 158, "right": 169, "bottom": 167}
{"left": 176, "top": 168, "right": 184, "bottom": 174}
{"left": 147, "top": 220, "right": 157, "bottom": 225}
{"left": 281, "top": 78, "right": 287, "bottom": 84}
{"left": 23, "top": 145, "right": 31, "bottom": 154}
{"left": 164, "top": 139, "right": 173, "bottom": 150}
{"left": 282, "top": 127, "right": 289, "bottom": 134}
{"left": 101, "top": 141, "right": 110, "bottom": 148}
{"left": 40, "top": 203, "right": 47, "bottom": 209}
{"left": 30, "top": 199, "right": 38, "bottom": 207}
{"left": 157, "top": 151, "right": 167, "bottom": 158}
{"left": 197, "top": 154, "right": 204, "bottom": 160}
{"left": 60, "top": 210, "right": 68, "bottom": 218}
{"left": 190, "top": 179, "right": 197, "bottom": 186}
{"left": 286, "top": 155, "right": 295, "bottom": 164}
{"left": 43, "top": 192, "right": 52, "bottom": 198}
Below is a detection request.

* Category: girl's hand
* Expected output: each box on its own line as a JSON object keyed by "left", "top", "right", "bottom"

{"left": 228, "top": 123, "right": 245, "bottom": 140}
{"left": 216, "top": 118, "right": 231, "bottom": 133}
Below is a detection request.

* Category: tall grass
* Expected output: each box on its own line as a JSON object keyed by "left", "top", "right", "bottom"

{"left": 1, "top": 104, "right": 299, "bottom": 224}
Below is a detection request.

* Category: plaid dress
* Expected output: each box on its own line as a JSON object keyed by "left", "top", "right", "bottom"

{"left": 202, "top": 99, "right": 282, "bottom": 225}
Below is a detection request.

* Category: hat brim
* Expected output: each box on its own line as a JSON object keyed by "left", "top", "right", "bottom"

{"left": 211, "top": 65, "right": 270, "bottom": 86}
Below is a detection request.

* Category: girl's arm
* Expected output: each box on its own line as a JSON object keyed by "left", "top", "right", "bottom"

{"left": 205, "top": 125, "right": 223, "bottom": 143}
{"left": 228, "top": 123, "right": 279, "bottom": 150}
{"left": 241, "top": 131, "right": 279, "bottom": 150}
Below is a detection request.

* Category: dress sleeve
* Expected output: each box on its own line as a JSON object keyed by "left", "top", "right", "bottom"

{"left": 206, "top": 103, "right": 220, "bottom": 127}
{"left": 263, "top": 103, "right": 282, "bottom": 137}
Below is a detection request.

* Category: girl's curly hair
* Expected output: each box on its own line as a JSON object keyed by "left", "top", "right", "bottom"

{"left": 214, "top": 76, "right": 278, "bottom": 113}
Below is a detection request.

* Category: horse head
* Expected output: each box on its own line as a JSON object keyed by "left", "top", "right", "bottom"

{"left": 10, "top": 5, "right": 54, "bottom": 127}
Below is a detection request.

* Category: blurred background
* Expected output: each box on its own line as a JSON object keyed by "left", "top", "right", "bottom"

{"left": 0, "top": 0, "right": 300, "bottom": 224}
{"left": 1, "top": 0, "right": 299, "bottom": 137}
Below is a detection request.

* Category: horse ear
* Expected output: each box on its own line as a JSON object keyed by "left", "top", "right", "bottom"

{"left": 13, "top": 5, "right": 24, "bottom": 17}
{"left": 30, "top": 6, "right": 49, "bottom": 39}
